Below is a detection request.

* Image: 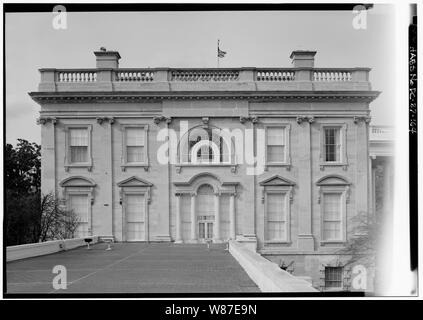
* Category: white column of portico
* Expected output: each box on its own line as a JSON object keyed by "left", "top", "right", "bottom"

{"left": 190, "top": 193, "right": 196, "bottom": 241}
{"left": 214, "top": 193, "right": 220, "bottom": 242}
{"left": 175, "top": 194, "right": 182, "bottom": 243}
{"left": 229, "top": 193, "right": 236, "bottom": 239}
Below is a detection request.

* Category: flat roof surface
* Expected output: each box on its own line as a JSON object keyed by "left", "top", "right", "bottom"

{"left": 6, "top": 242, "right": 259, "bottom": 294}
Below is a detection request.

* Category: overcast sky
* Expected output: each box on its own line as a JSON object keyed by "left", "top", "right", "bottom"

{"left": 5, "top": 5, "right": 396, "bottom": 145}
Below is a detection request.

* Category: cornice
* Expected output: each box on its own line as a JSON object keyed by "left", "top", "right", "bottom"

{"left": 29, "top": 90, "right": 381, "bottom": 104}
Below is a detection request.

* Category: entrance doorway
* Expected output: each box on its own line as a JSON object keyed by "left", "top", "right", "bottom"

{"left": 197, "top": 184, "right": 214, "bottom": 240}
{"left": 199, "top": 221, "right": 213, "bottom": 240}
{"left": 125, "top": 194, "right": 145, "bottom": 241}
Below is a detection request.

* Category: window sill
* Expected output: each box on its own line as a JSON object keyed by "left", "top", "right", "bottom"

{"left": 265, "top": 163, "right": 291, "bottom": 171}
{"left": 319, "top": 162, "right": 348, "bottom": 171}
{"left": 176, "top": 163, "right": 237, "bottom": 173}
{"left": 320, "top": 241, "right": 346, "bottom": 246}
{"left": 322, "top": 287, "right": 345, "bottom": 292}
{"left": 264, "top": 240, "right": 291, "bottom": 244}
{"left": 65, "top": 163, "right": 92, "bottom": 172}
{"left": 121, "top": 163, "right": 149, "bottom": 172}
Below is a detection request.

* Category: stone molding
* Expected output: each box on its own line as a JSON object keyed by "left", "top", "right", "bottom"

{"left": 239, "top": 116, "right": 258, "bottom": 124}
{"left": 153, "top": 116, "right": 172, "bottom": 125}
{"left": 353, "top": 116, "right": 371, "bottom": 124}
{"left": 36, "top": 117, "right": 57, "bottom": 125}
{"left": 296, "top": 116, "right": 315, "bottom": 124}
{"left": 29, "top": 91, "right": 380, "bottom": 104}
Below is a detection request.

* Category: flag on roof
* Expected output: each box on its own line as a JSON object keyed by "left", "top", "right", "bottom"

{"left": 218, "top": 48, "right": 227, "bottom": 58}
{"left": 217, "top": 40, "right": 227, "bottom": 58}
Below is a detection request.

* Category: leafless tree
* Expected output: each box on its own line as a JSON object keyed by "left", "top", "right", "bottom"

{"left": 337, "top": 211, "right": 381, "bottom": 268}
{"left": 57, "top": 209, "right": 81, "bottom": 239}
{"left": 38, "top": 193, "right": 80, "bottom": 241}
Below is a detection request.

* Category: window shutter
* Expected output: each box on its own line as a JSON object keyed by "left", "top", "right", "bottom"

{"left": 69, "top": 194, "right": 89, "bottom": 237}
{"left": 126, "top": 128, "right": 145, "bottom": 162}
{"left": 180, "top": 195, "right": 191, "bottom": 240}
{"left": 343, "top": 265, "right": 352, "bottom": 290}
{"left": 319, "top": 265, "right": 326, "bottom": 291}
{"left": 266, "top": 127, "right": 285, "bottom": 163}
{"left": 70, "top": 129, "right": 88, "bottom": 146}
{"left": 266, "top": 193, "right": 285, "bottom": 240}
{"left": 126, "top": 128, "right": 144, "bottom": 146}
{"left": 267, "top": 127, "right": 284, "bottom": 145}
{"left": 126, "top": 194, "right": 144, "bottom": 222}
{"left": 323, "top": 193, "right": 342, "bottom": 241}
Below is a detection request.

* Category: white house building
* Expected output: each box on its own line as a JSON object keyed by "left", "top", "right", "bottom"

{"left": 30, "top": 49, "right": 380, "bottom": 291}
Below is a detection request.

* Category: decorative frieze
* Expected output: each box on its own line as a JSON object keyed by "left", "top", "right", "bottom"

{"left": 36, "top": 117, "right": 57, "bottom": 125}
{"left": 96, "top": 116, "right": 115, "bottom": 124}
{"left": 201, "top": 117, "right": 209, "bottom": 125}
{"left": 239, "top": 116, "right": 258, "bottom": 124}
{"left": 29, "top": 92, "right": 380, "bottom": 104}
{"left": 296, "top": 116, "right": 315, "bottom": 124}
{"left": 153, "top": 116, "right": 172, "bottom": 125}
{"left": 353, "top": 116, "right": 371, "bottom": 124}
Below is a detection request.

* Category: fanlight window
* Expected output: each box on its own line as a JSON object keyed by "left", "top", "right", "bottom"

{"left": 179, "top": 126, "right": 231, "bottom": 164}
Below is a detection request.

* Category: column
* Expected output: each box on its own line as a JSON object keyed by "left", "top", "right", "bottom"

{"left": 108, "top": 118, "right": 114, "bottom": 237}
{"left": 370, "top": 156, "right": 376, "bottom": 216}
{"left": 214, "top": 193, "right": 220, "bottom": 241}
{"left": 229, "top": 193, "right": 236, "bottom": 239}
{"left": 297, "top": 118, "right": 314, "bottom": 250}
{"left": 175, "top": 194, "right": 182, "bottom": 243}
{"left": 39, "top": 118, "right": 56, "bottom": 196}
{"left": 190, "top": 193, "right": 196, "bottom": 241}
{"left": 355, "top": 120, "right": 370, "bottom": 219}
{"left": 383, "top": 159, "right": 393, "bottom": 215}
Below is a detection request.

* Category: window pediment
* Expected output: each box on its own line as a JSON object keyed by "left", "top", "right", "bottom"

{"left": 59, "top": 176, "right": 96, "bottom": 188}
{"left": 260, "top": 175, "right": 295, "bottom": 205}
{"left": 173, "top": 172, "right": 237, "bottom": 195}
{"left": 316, "top": 175, "right": 350, "bottom": 186}
{"left": 259, "top": 175, "right": 296, "bottom": 187}
{"left": 59, "top": 176, "right": 96, "bottom": 206}
{"left": 118, "top": 176, "right": 153, "bottom": 205}
{"left": 117, "top": 176, "right": 153, "bottom": 187}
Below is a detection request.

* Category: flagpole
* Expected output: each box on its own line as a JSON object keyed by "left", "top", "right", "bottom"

{"left": 217, "top": 39, "right": 220, "bottom": 68}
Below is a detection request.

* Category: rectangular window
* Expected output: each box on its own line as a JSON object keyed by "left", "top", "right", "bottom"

{"left": 325, "top": 266, "right": 343, "bottom": 288}
{"left": 322, "top": 193, "right": 342, "bottom": 241}
{"left": 219, "top": 194, "right": 230, "bottom": 239}
{"left": 324, "top": 128, "right": 341, "bottom": 162}
{"left": 69, "top": 128, "right": 88, "bottom": 163}
{"left": 69, "top": 194, "right": 89, "bottom": 238}
{"left": 266, "top": 193, "right": 286, "bottom": 241}
{"left": 266, "top": 127, "right": 285, "bottom": 163}
{"left": 126, "top": 194, "right": 145, "bottom": 241}
{"left": 126, "top": 128, "right": 145, "bottom": 163}
{"left": 180, "top": 195, "right": 191, "bottom": 240}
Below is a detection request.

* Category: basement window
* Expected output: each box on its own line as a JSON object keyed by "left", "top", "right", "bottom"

{"left": 324, "top": 266, "right": 343, "bottom": 288}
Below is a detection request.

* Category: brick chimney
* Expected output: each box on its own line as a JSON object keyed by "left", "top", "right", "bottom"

{"left": 290, "top": 50, "right": 317, "bottom": 68}
{"left": 94, "top": 47, "right": 121, "bottom": 68}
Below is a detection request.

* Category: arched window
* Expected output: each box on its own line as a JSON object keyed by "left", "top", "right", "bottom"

{"left": 59, "top": 176, "right": 96, "bottom": 238}
{"left": 316, "top": 175, "right": 351, "bottom": 243}
{"left": 179, "top": 125, "right": 231, "bottom": 164}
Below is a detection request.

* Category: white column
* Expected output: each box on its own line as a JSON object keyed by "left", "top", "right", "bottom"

{"left": 297, "top": 119, "right": 314, "bottom": 250}
{"left": 108, "top": 119, "right": 114, "bottom": 237}
{"left": 175, "top": 194, "right": 182, "bottom": 243}
{"left": 229, "top": 193, "right": 236, "bottom": 239}
{"left": 190, "top": 193, "right": 196, "bottom": 241}
{"left": 371, "top": 159, "right": 377, "bottom": 216}
{"left": 368, "top": 156, "right": 374, "bottom": 216}
{"left": 384, "top": 160, "right": 392, "bottom": 212}
{"left": 88, "top": 195, "right": 93, "bottom": 236}
{"left": 214, "top": 193, "right": 220, "bottom": 241}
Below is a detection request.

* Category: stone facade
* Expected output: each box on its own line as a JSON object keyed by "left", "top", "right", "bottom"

{"left": 30, "top": 49, "right": 380, "bottom": 291}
